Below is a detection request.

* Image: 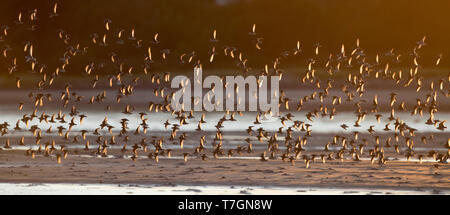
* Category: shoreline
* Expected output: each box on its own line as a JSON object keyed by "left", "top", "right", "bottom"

{"left": 0, "top": 182, "right": 447, "bottom": 195}
{"left": 1, "top": 151, "right": 448, "bottom": 192}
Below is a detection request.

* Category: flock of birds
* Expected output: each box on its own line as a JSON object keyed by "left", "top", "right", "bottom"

{"left": 0, "top": 2, "right": 449, "bottom": 169}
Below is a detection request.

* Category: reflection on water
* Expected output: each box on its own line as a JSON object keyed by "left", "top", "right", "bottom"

{"left": 0, "top": 183, "right": 446, "bottom": 195}
{"left": 0, "top": 152, "right": 441, "bottom": 164}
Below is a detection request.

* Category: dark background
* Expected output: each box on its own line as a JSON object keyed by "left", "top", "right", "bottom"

{"left": 1, "top": 0, "right": 450, "bottom": 76}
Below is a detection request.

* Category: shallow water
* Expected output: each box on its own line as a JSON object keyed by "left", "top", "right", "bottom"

{"left": 0, "top": 183, "right": 446, "bottom": 195}
{"left": 1, "top": 110, "right": 449, "bottom": 134}
{"left": 0, "top": 153, "right": 439, "bottom": 164}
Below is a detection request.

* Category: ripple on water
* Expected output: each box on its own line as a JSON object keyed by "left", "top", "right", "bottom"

{"left": 0, "top": 183, "right": 447, "bottom": 195}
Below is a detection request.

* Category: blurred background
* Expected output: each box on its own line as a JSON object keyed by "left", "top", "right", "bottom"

{"left": 1, "top": 0, "right": 450, "bottom": 76}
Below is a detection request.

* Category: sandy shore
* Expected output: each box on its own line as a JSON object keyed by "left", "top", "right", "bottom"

{"left": 0, "top": 148, "right": 448, "bottom": 192}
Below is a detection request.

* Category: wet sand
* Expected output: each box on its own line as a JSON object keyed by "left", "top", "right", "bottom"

{"left": 0, "top": 146, "right": 448, "bottom": 192}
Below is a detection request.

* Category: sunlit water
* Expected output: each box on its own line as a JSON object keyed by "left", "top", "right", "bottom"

{"left": 0, "top": 183, "right": 446, "bottom": 195}
{"left": 1, "top": 110, "right": 448, "bottom": 162}
{"left": 1, "top": 111, "right": 448, "bottom": 134}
